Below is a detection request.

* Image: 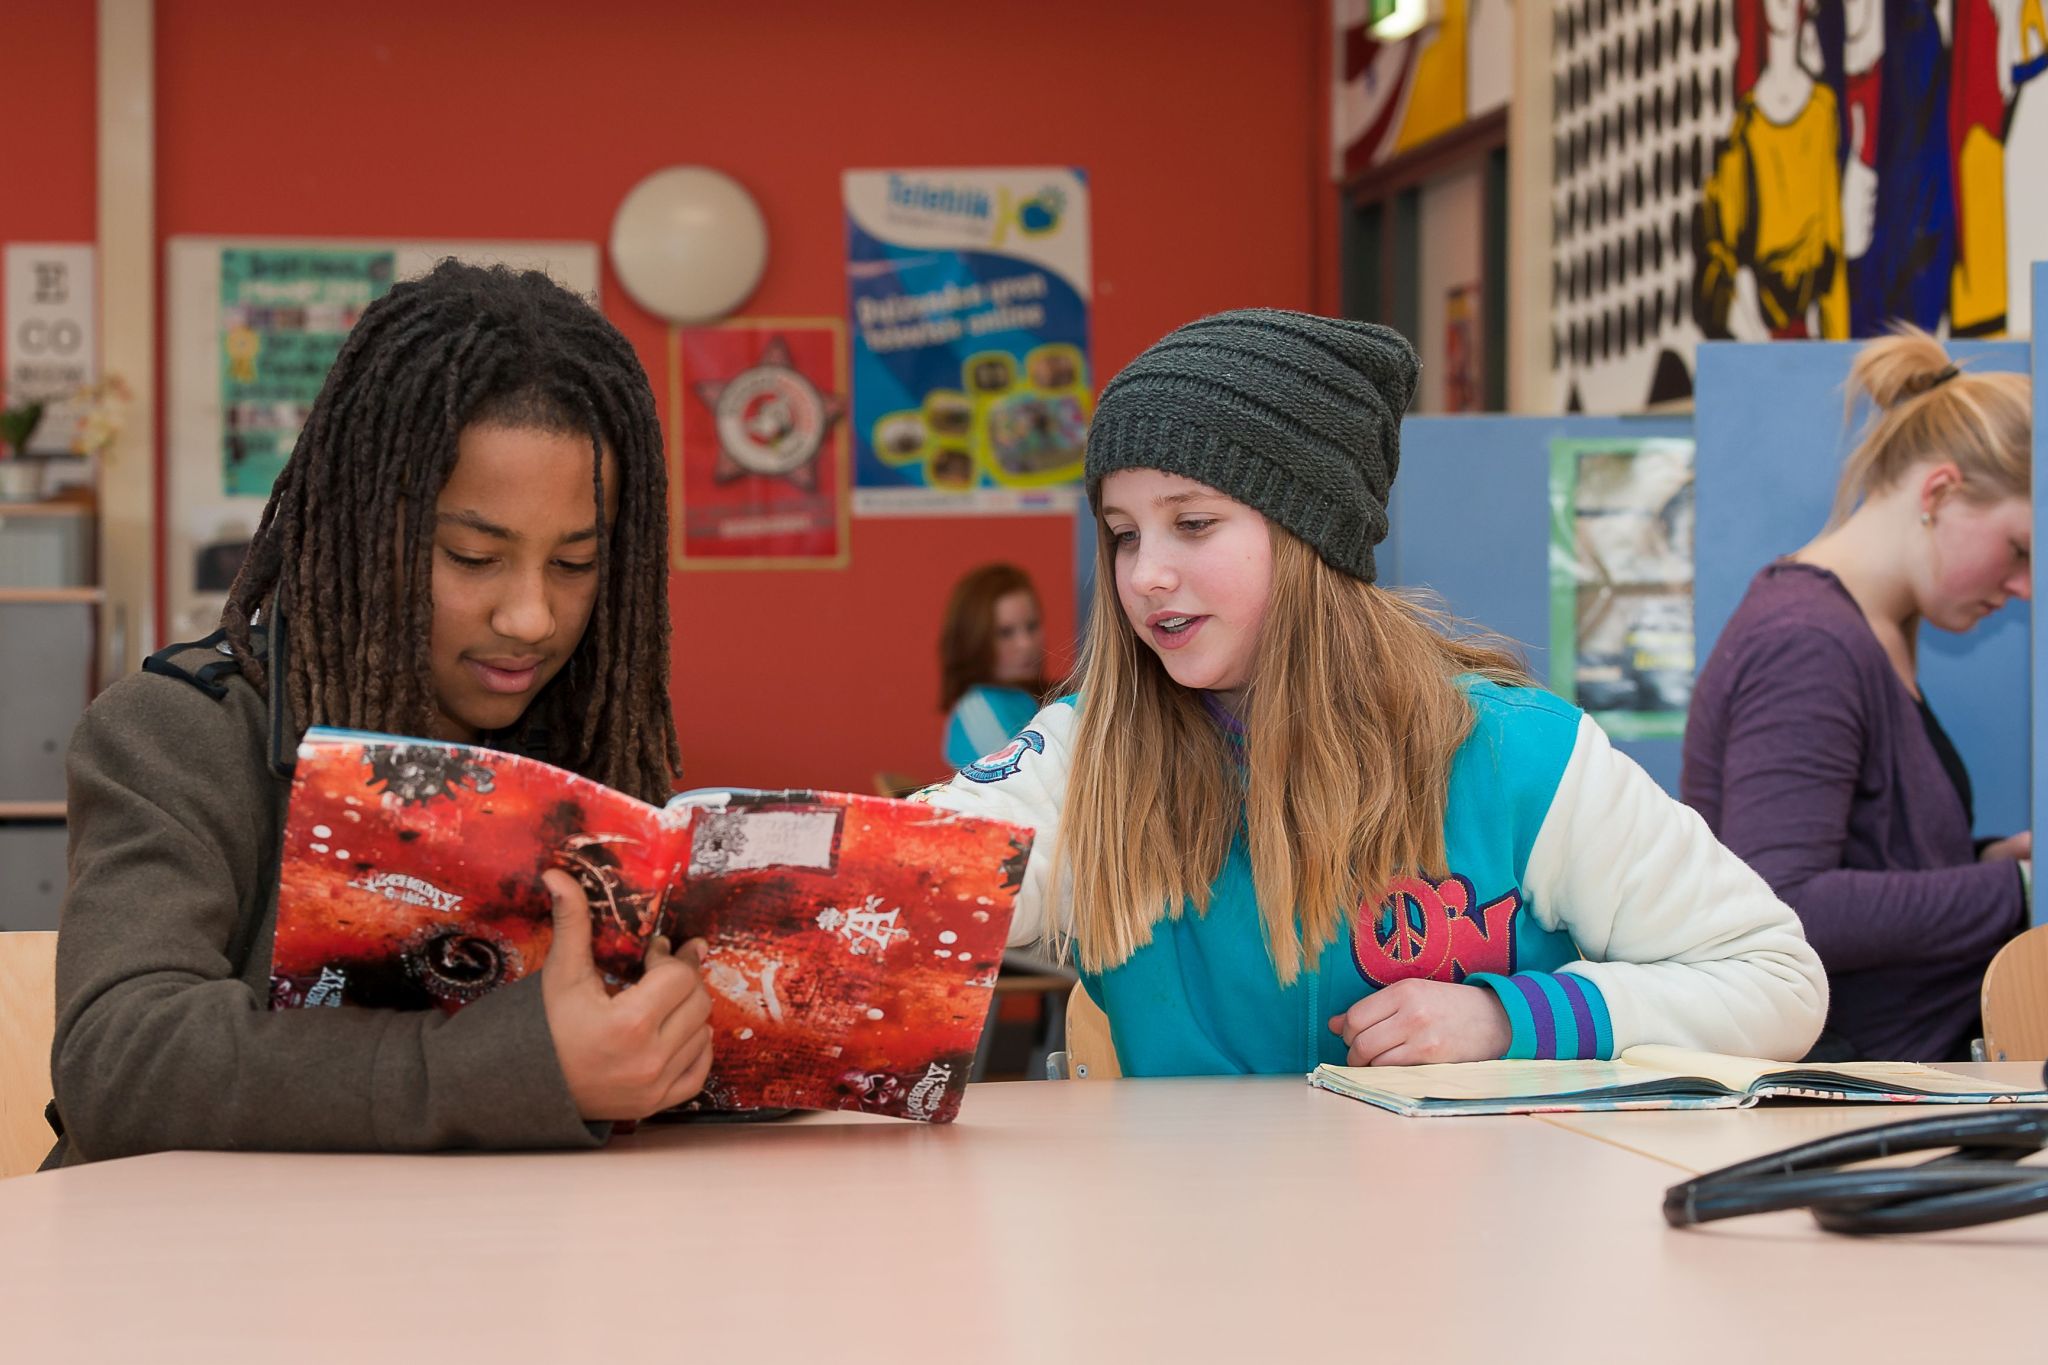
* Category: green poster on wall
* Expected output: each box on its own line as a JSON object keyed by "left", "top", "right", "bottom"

{"left": 1547, "top": 437, "right": 1697, "bottom": 741}
{"left": 219, "top": 248, "right": 395, "bottom": 497}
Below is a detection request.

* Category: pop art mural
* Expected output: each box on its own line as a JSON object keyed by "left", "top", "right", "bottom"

{"left": 1333, "top": 0, "right": 1514, "bottom": 180}
{"left": 1553, "top": 0, "right": 2048, "bottom": 412}
{"left": 1336, "top": 1, "right": 2048, "bottom": 414}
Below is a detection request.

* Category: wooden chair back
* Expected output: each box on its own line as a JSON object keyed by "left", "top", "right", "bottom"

{"left": 873, "top": 771, "right": 925, "bottom": 800}
{"left": 1064, "top": 981, "right": 1121, "bottom": 1080}
{"left": 0, "top": 932, "right": 59, "bottom": 1178}
{"left": 1980, "top": 923, "right": 2048, "bottom": 1062}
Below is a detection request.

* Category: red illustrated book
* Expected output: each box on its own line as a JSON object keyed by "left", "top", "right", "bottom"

{"left": 268, "top": 728, "right": 1028, "bottom": 1123}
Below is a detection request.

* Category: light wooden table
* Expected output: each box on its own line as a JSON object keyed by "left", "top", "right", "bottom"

{"left": 1, "top": 1071, "right": 2044, "bottom": 1363}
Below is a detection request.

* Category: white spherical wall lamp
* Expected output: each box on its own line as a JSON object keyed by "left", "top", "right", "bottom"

{"left": 609, "top": 166, "right": 769, "bottom": 324}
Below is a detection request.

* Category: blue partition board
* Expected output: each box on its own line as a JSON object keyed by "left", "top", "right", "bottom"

{"left": 1388, "top": 415, "right": 1693, "bottom": 793}
{"left": 1695, "top": 339, "right": 2030, "bottom": 841}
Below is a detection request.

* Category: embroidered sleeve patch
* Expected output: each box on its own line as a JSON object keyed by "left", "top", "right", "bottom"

{"left": 961, "top": 729, "right": 1045, "bottom": 783}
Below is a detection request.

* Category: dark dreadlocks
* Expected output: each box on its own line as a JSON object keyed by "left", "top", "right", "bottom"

{"left": 222, "top": 259, "right": 680, "bottom": 804}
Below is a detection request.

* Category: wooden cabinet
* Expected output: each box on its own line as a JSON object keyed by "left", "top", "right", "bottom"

{"left": 0, "top": 499, "right": 99, "bottom": 931}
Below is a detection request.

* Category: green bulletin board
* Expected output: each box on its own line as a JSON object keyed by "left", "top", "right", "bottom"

{"left": 1547, "top": 436, "right": 1697, "bottom": 741}
{"left": 218, "top": 248, "right": 396, "bottom": 497}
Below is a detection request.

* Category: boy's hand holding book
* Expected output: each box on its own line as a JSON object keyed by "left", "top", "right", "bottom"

{"left": 541, "top": 868, "right": 715, "bottom": 1122}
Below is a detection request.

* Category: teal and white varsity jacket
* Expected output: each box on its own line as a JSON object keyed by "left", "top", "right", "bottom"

{"left": 923, "top": 680, "right": 1827, "bottom": 1076}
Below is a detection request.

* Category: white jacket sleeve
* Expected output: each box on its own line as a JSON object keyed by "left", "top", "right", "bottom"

{"left": 915, "top": 700, "right": 1077, "bottom": 950}
{"left": 1528, "top": 715, "right": 1828, "bottom": 1060}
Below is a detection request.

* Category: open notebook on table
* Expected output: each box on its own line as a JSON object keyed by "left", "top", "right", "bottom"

{"left": 1309, "top": 1045, "right": 2048, "bottom": 1117}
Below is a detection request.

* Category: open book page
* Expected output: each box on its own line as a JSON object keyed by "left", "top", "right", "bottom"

{"left": 1312, "top": 1057, "right": 1727, "bottom": 1103}
{"left": 657, "top": 791, "right": 1027, "bottom": 1123}
{"left": 1620, "top": 1045, "right": 2043, "bottom": 1098}
{"left": 270, "top": 729, "right": 679, "bottom": 1008}
{"left": 1311, "top": 1048, "right": 2048, "bottom": 1117}
{"left": 1613, "top": 1046, "right": 1784, "bottom": 1092}
{"left": 1777, "top": 1060, "right": 2048, "bottom": 1096}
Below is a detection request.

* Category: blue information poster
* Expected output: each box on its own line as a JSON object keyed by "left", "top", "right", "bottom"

{"left": 844, "top": 167, "right": 1091, "bottom": 516}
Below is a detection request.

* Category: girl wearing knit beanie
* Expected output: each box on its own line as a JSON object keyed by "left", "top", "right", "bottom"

{"left": 923, "top": 309, "right": 1826, "bottom": 1077}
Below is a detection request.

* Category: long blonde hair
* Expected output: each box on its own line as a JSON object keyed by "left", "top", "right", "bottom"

{"left": 1828, "top": 324, "right": 2031, "bottom": 526}
{"left": 1059, "top": 525, "right": 1529, "bottom": 982}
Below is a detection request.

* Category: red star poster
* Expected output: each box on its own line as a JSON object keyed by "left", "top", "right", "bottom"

{"left": 669, "top": 318, "right": 851, "bottom": 569}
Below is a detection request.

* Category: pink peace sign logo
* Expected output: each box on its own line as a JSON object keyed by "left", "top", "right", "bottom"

{"left": 1350, "top": 873, "right": 1518, "bottom": 987}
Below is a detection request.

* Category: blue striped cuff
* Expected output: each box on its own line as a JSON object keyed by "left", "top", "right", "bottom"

{"left": 1468, "top": 971, "right": 1614, "bottom": 1060}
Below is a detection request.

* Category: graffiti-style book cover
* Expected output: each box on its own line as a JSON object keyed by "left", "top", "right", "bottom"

{"left": 268, "top": 728, "right": 1029, "bottom": 1123}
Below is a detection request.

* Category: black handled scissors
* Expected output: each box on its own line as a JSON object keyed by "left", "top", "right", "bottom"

{"left": 1664, "top": 1106, "right": 2048, "bottom": 1235}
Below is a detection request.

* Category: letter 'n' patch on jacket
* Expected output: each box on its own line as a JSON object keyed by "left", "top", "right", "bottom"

{"left": 924, "top": 681, "right": 1827, "bottom": 1077}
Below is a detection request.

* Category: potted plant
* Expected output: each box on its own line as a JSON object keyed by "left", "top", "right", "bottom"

{"left": 70, "top": 377, "right": 132, "bottom": 462}
{"left": 0, "top": 399, "right": 48, "bottom": 501}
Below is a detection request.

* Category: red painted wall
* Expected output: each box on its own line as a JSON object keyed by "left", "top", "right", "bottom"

{"left": 23, "top": 0, "right": 1326, "bottom": 793}
{"left": 0, "top": 0, "right": 97, "bottom": 379}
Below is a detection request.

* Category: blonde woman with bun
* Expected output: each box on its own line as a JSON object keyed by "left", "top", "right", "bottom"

{"left": 1683, "top": 326, "right": 2033, "bottom": 1063}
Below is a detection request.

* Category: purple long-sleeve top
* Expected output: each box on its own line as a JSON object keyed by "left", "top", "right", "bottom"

{"left": 1681, "top": 562, "right": 2027, "bottom": 1062}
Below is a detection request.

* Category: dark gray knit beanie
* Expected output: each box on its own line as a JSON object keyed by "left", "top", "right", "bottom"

{"left": 1085, "top": 309, "right": 1418, "bottom": 583}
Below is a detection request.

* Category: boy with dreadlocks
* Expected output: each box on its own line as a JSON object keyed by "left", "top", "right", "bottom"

{"left": 45, "top": 261, "right": 706, "bottom": 1166}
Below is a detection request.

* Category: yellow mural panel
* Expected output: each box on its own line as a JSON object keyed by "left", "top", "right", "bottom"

{"left": 1393, "top": 0, "right": 1468, "bottom": 154}
{"left": 1951, "top": 124, "right": 2008, "bottom": 337}
{"left": 1698, "top": 86, "right": 1847, "bottom": 340}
